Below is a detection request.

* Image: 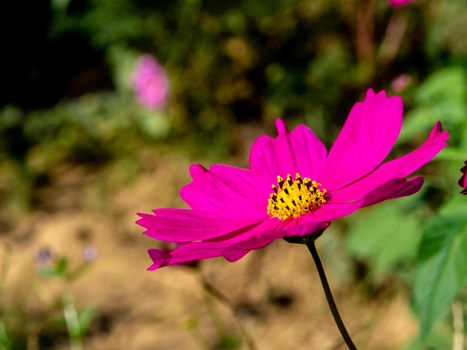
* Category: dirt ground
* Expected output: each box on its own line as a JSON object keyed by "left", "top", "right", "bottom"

{"left": 1, "top": 148, "right": 418, "bottom": 350}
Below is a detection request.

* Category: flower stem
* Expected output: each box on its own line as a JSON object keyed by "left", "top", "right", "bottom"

{"left": 306, "top": 240, "right": 357, "bottom": 350}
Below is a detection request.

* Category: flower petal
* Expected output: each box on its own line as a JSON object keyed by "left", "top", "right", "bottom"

{"left": 249, "top": 118, "right": 327, "bottom": 180}
{"left": 180, "top": 164, "right": 269, "bottom": 216}
{"left": 389, "top": 0, "right": 413, "bottom": 7}
{"left": 303, "top": 202, "right": 362, "bottom": 223}
{"left": 459, "top": 161, "right": 467, "bottom": 195}
{"left": 146, "top": 219, "right": 283, "bottom": 269}
{"left": 330, "top": 122, "right": 448, "bottom": 202}
{"left": 320, "top": 90, "right": 403, "bottom": 190}
{"left": 362, "top": 176, "right": 424, "bottom": 207}
{"left": 137, "top": 209, "right": 265, "bottom": 242}
{"left": 279, "top": 219, "right": 330, "bottom": 237}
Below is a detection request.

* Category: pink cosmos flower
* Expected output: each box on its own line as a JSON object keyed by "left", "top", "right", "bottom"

{"left": 389, "top": 0, "right": 413, "bottom": 7}
{"left": 459, "top": 161, "right": 467, "bottom": 195}
{"left": 132, "top": 55, "right": 169, "bottom": 109}
{"left": 137, "top": 90, "right": 448, "bottom": 270}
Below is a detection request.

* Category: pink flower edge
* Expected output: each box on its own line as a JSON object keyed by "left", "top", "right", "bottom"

{"left": 389, "top": 0, "right": 413, "bottom": 7}
{"left": 132, "top": 54, "right": 169, "bottom": 109}
{"left": 137, "top": 89, "right": 448, "bottom": 270}
{"left": 459, "top": 161, "right": 467, "bottom": 195}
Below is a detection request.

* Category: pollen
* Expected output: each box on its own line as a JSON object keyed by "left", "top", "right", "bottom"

{"left": 267, "top": 173, "right": 327, "bottom": 220}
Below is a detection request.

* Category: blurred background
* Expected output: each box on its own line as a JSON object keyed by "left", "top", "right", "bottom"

{"left": 0, "top": 0, "right": 466, "bottom": 349}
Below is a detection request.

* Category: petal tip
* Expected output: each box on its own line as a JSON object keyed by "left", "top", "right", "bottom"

{"left": 147, "top": 249, "right": 170, "bottom": 270}
{"left": 275, "top": 118, "right": 288, "bottom": 135}
{"left": 189, "top": 163, "right": 207, "bottom": 179}
{"left": 429, "top": 121, "right": 449, "bottom": 142}
{"left": 366, "top": 88, "right": 376, "bottom": 97}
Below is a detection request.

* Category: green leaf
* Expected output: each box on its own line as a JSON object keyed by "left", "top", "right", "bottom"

{"left": 0, "top": 322, "right": 12, "bottom": 350}
{"left": 77, "top": 306, "right": 97, "bottom": 337}
{"left": 435, "top": 147, "right": 467, "bottom": 162}
{"left": 399, "top": 66, "right": 466, "bottom": 142}
{"left": 416, "top": 67, "right": 466, "bottom": 104}
{"left": 413, "top": 196, "right": 467, "bottom": 339}
{"left": 40, "top": 256, "right": 70, "bottom": 279}
{"left": 38, "top": 267, "right": 62, "bottom": 278}
{"left": 346, "top": 199, "right": 421, "bottom": 279}
{"left": 216, "top": 333, "right": 242, "bottom": 350}
{"left": 405, "top": 329, "right": 451, "bottom": 350}
{"left": 55, "top": 257, "right": 69, "bottom": 276}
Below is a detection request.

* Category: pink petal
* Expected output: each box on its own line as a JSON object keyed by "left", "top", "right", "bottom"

{"left": 223, "top": 249, "right": 250, "bottom": 262}
{"left": 389, "top": 0, "right": 413, "bottom": 7}
{"left": 261, "top": 203, "right": 361, "bottom": 238}
{"left": 330, "top": 122, "right": 448, "bottom": 202}
{"left": 147, "top": 249, "right": 171, "bottom": 270}
{"left": 180, "top": 164, "right": 269, "bottom": 215}
{"left": 459, "top": 161, "right": 467, "bottom": 195}
{"left": 320, "top": 90, "right": 403, "bottom": 190}
{"left": 275, "top": 118, "right": 288, "bottom": 135}
{"left": 301, "top": 202, "right": 363, "bottom": 223}
{"left": 146, "top": 219, "right": 283, "bottom": 269}
{"left": 249, "top": 118, "right": 327, "bottom": 180}
{"left": 279, "top": 219, "right": 330, "bottom": 237}
{"left": 137, "top": 209, "right": 265, "bottom": 242}
{"left": 362, "top": 176, "right": 424, "bottom": 206}
{"left": 132, "top": 55, "right": 169, "bottom": 109}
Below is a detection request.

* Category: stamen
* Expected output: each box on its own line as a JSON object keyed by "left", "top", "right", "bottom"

{"left": 267, "top": 173, "right": 327, "bottom": 220}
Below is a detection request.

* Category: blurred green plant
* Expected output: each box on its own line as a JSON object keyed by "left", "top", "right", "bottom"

{"left": 0, "top": 247, "right": 97, "bottom": 350}
{"left": 346, "top": 195, "right": 423, "bottom": 283}
{"left": 413, "top": 196, "right": 467, "bottom": 344}
{"left": 0, "top": 243, "right": 13, "bottom": 350}
{"left": 46, "top": 0, "right": 467, "bottom": 130}
{"left": 0, "top": 92, "right": 171, "bottom": 209}
{"left": 345, "top": 65, "right": 467, "bottom": 348}
{"left": 38, "top": 250, "right": 97, "bottom": 350}
{"left": 400, "top": 66, "right": 467, "bottom": 146}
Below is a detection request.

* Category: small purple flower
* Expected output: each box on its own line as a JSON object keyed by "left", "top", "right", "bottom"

{"left": 389, "top": 0, "right": 413, "bottom": 7}
{"left": 83, "top": 246, "right": 98, "bottom": 262}
{"left": 36, "top": 247, "right": 53, "bottom": 265}
{"left": 132, "top": 55, "right": 169, "bottom": 109}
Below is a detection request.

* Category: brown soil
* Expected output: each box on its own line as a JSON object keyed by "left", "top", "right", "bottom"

{"left": 1, "top": 147, "right": 418, "bottom": 350}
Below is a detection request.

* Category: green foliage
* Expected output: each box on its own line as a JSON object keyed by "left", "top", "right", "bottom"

{"left": 0, "top": 322, "right": 12, "bottom": 350}
{"left": 65, "top": 305, "right": 97, "bottom": 341}
{"left": 39, "top": 255, "right": 93, "bottom": 283}
{"left": 216, "top": 333, "right": 242, "bottom": 350}
{"left": 0, "top": 93, "right": 170, "bottom": 208}
{"left": 49, "top": 0, "right": 467, "bottom": 132}
{"left": 399, "top": 66, "right": 467, "bottom": 142}
{"left": 413, "top": 196, "right": 467, "bottom": 340}
{"left": 0, "top": 247, "right": 97, "bottom": 350}
{"left": 39, "top": 256, "right": 69, "bottom": 278}
{"left": 405, "top": 329, "right": 452, "bottom": 350}
{"left": 346, "top": 197, "right": 422, "bottom": 281}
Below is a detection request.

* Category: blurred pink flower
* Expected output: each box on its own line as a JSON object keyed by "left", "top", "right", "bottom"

{"left": 389, "top": 0, "right": 413, "bottom": 7}
{"left": 137, "top": 90, "right": 448, "bottom": 270}
{"left": 391, "top": 74, "right": 411, "bottom": 93}
{"left": 459, "top": 161, "right": 467, "bottom": 195}
{"left": 132, "top": 55, "right": 169, "bottom": 109}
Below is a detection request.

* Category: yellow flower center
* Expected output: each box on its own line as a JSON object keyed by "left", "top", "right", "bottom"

{"left": 267, "top": 173, "right": 327, "bottom": 220}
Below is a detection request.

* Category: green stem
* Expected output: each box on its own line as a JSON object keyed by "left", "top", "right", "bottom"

{"left": 63, "top": 291, "right": 82, "bottom": 350}
{"left": 306, "top": 240, "right": 357, "bottom": 350}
